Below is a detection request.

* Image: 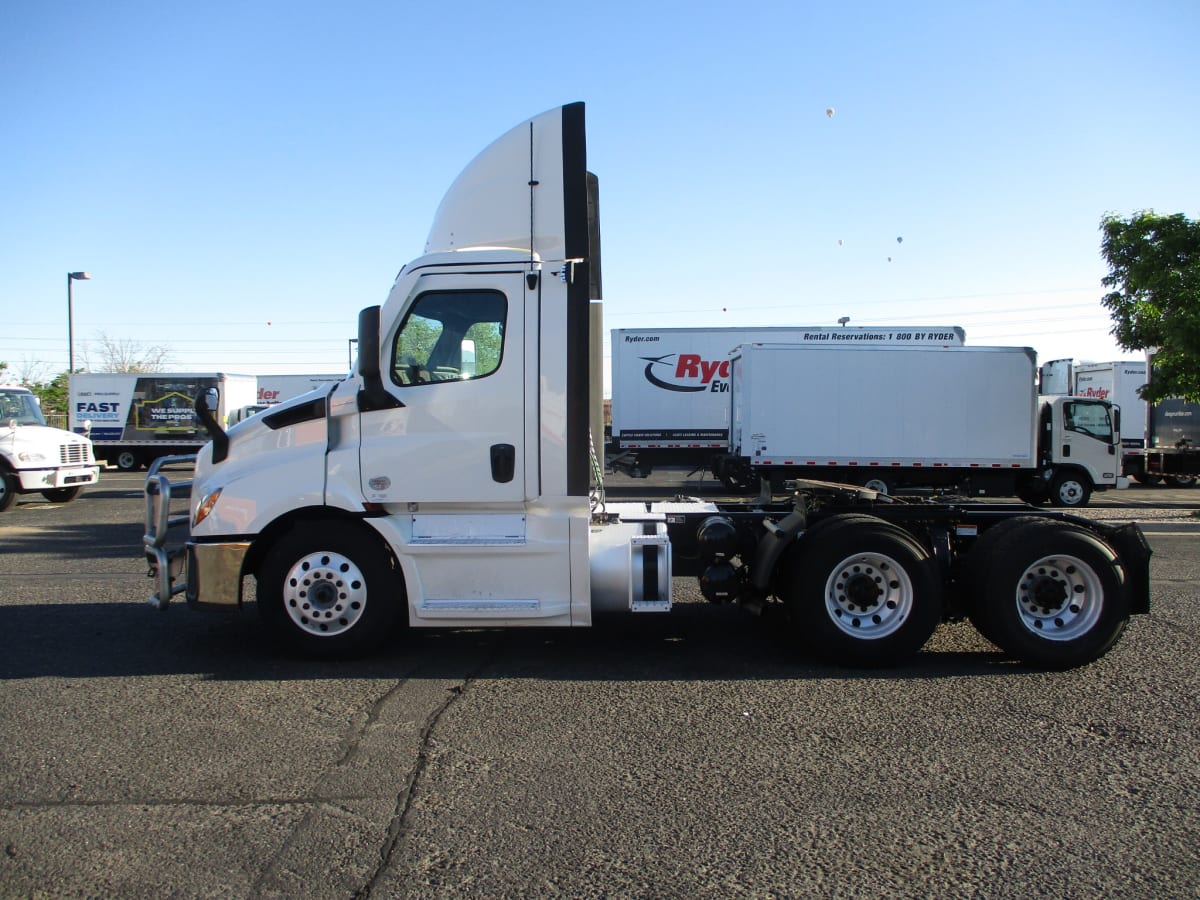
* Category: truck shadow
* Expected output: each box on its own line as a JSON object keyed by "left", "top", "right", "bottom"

{"left": 0, "top": 599, "right": 1025, "bottom": 682}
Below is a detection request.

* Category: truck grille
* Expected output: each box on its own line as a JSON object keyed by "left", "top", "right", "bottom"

{"left": 60, "top": 443, "right": 92, "bottom": 465}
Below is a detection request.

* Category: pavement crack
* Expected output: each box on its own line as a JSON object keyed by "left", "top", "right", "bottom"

{"left": 354, "top": 639, "right": 505, "bottom": 898}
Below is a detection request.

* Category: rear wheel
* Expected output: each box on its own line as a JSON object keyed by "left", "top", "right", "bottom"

{"left": 258, "top": 522, "right": 404, "bottom": 657}
{"left": 115, "top": 451, "right": 141, "bottom": 472}
{"left": 968, "top": 520, "right": 1129, "bottom": 669}
{"left": 1132, "top": 472, "right": 1162, "bottom": 486}
{"left": 0, "top": 471, "right": 17, "bottom": 512}
{"left": 41, "top": 487, "right": 82, "bottom": 503}
{"left": 1165, "top": 475, "right": 1196, "bottom": 487}
{"left": 782, "top": 517, "right": 942, "bottom": 666}
{"left": 861, "top": 475, "right": 891, "bottom": 495}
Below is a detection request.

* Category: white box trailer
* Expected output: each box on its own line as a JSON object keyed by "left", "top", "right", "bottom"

{"left": 70, "top": 373, "right": 256, "bottom": 471}
{"left": 1073, "top": 361, "right": 1149, "bottom": 448}
{"left": 610, "top": 325, "right": 964, "bottom": 473}
{"left": 719, "top": 343, "right": 1122, "bottom": 506}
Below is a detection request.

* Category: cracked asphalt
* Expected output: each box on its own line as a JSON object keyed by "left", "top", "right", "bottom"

{"left": 2, "top": 470, "right": 1199, "bottom": 897}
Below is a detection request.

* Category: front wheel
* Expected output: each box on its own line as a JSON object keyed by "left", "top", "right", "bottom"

{"left": 1048, "top": 471, "right": 1091, "bottom": 507}
{"left": 41, "top": 487, "right": 82, "bottom": 503}
{"left": 782, "top": 517, "right": 942, "bottom": 666}
{"left": 258, "top": 522, "right": 404, "bottom": 657}
{"left": 0, "top": 471, "right": 17, "bottom": 512}
{"left": 968, "top": 520, "right": 1129, "bottom": 669}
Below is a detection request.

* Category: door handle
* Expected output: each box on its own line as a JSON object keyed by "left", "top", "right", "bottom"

{"left": 490, "top": 443, "right": 515, "bottom": 483}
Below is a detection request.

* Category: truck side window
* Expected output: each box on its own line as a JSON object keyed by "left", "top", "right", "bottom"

{"left": 391, "top": 290, "right": 506, "bottom": 386}
{"left": 1064, "top": 401, "right": 1113, "bottom": 441}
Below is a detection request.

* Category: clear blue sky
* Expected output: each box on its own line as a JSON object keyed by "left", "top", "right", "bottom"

{"left": 3, "top": 0, "right": 1197, "bottom": 393}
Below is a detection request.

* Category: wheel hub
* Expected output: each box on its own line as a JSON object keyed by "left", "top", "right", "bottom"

{"left": 282, "top": 551, "right": 368, "bottom": 637}
{"left": 1015, "top": 554, "right": 1102, "bottom": 641}
{"left": 825, "top": 553, "right": 912, "bottom": 639}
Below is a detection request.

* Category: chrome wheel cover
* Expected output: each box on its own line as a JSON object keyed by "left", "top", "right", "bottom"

{"left": 282, "top": 551, "right": 367, "bottom": 637}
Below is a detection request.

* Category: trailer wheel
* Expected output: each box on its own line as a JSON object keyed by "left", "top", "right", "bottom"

{"left": 783, "top": 518, "right": 942, "bottom": 666}
{"left": 41, "top": 487, "right": 82, "bottom": 503}
{"left": 1048, "top": 471, "right": 1091, "bottom": 507}
{"left": 0, "top": 471, "right": 16, "bottom": 512}
{"left": 1166, "top": 475, "right": 1196, "bottom": 487}
{"left": 258, "top": 522, "right": 403, "bottom": 657}
{"left": 115, "top": 451, "right": 142, "bottom": 472}
{"left": 969, "top": 520, "right": 1129, "bottom": 669}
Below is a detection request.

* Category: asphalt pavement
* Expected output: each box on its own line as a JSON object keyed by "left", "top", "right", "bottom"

{"left": 1, "top": 470, "right": 1199, "bottom": 897}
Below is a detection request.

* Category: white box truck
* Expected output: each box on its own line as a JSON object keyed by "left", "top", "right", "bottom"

{"left": 70, "top": 373, "right": 256, "bottom": 471}
{"left": 718, "top": 343, "right": 1122, "bottom": 506}
{"left": 143, "top": 102, "right": 1149, "bottom": 670}
{"left": 610, "top": 326, "right": 964, "bottom": 476}
{"left": 0, "top": 383, "right": 99, "bottom": 511}
{"left": 1040, "top": 358, "right": 1200, "bottom": 486}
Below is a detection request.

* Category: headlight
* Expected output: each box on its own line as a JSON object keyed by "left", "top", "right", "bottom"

{"left": 193, "top": 488, "right": 223, "bottom": 527}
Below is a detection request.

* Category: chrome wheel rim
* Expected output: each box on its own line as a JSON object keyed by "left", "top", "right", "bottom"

{"left": 824, "top": 551, "right": 913, "bottom": 639}
{"left": 1014, "top": 553, "right": 1103, "bottom": 641}
{"left": 282, "top": 551, "right": 367, "bottom": 637}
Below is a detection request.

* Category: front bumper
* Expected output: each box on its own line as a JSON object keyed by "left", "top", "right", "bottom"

{"left": 17, "top": 465, "right": 100, "bottom": 491}
{"left": 186, "top": 541, "right": 250, "bottom": 609}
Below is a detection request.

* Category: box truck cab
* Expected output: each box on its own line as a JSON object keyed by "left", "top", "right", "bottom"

{"left": 0, "top": 383, "right": 99, "bottom": 511}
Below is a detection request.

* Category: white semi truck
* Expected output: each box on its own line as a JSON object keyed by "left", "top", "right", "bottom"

{"left": 70, "top": 373, "right": 256, "bottom": 470}
{"left": 609, "top": 325, "right": 965, "bottom": 479}
{"left": 143, "top": 103, "right": 1150, "bottom": 670}
{"left": 715, "top": 343, "right": 1123, "bottom": 507}
{"left": 0, "top": 383, "right": 99, "bottom": 511}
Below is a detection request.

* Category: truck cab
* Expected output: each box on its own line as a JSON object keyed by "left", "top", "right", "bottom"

{"left": 0, "top": 383, "right": 99, "bottom": 511}
{"left": 1032, "top": 395, "right": 1124, "bottom": 507}
{"left": 144, "top": 103, "right": 1150, "bottom": 671}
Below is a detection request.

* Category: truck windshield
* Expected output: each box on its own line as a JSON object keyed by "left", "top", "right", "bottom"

{"left": 1065, "top": 401, "right": 1113, "bottom": 441}
{"left": 0, "top": 389, "right": 48, "bottom": 426}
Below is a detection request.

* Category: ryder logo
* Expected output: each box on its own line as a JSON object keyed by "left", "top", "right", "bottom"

{"left": 640, "top": 353, "right": 731, "bottom": 393}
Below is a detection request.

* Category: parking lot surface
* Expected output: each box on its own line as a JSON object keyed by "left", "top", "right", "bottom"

{"left": 2, "top": 470, "right": 1199, "bottom": 897}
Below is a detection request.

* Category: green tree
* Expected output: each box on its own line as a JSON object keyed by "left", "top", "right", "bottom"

{"left": 1100, "top": 211, "right": 1200, "bottom": 402}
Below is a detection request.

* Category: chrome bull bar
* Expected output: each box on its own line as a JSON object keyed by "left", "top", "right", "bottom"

{"left": 143, "top": 455, "right": 197, "bottom": 610}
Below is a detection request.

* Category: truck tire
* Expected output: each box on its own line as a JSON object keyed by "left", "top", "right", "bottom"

{"left": 257, "top": 522, "right": 404, "bottom": 657}
{"left": 962, "top": 516, "right": 1054, "bottom": 646}
{"left": 115, "top": 451, "right": 142, "bottom": 472}
{"left": 967, "top": 520, "right": 1129, "bottom": 669}
{"left": 860, "top": 475, "right": 891, "bottom": 495}
{"left": 1132, "top": 473, "right": 1162, "bottom": 486}
{"left": 782, "top": 517, "right": 942, "bottom": 666}
{"left": 0, "top": 471, "right": 16, "bottom": 512}
{"left": 1048, "top": 471, "right": 1091, "bottom": 507}
{"left": 41, "top": 487, "right": 82, "bottom": 503}
{"left": 1165, "top": 475, "right": 1196, "bottom": 487}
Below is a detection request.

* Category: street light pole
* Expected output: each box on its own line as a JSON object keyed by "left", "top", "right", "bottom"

{"left": 67, "top": 271, "right": 91, "bottom": 374}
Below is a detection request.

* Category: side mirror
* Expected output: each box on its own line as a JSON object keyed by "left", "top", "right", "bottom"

{"left": 195, "top": 387, "right": 230, "bottom": 463}
{"left": 356, "top": 305, "right": 402, "bottom": 412}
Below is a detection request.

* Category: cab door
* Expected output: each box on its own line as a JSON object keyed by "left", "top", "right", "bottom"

{"left": 358, "top": 271, "right": 528, "bottom": 504}
{"left": 1058, "top": 398, "right": 1119, "bottom": 482}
